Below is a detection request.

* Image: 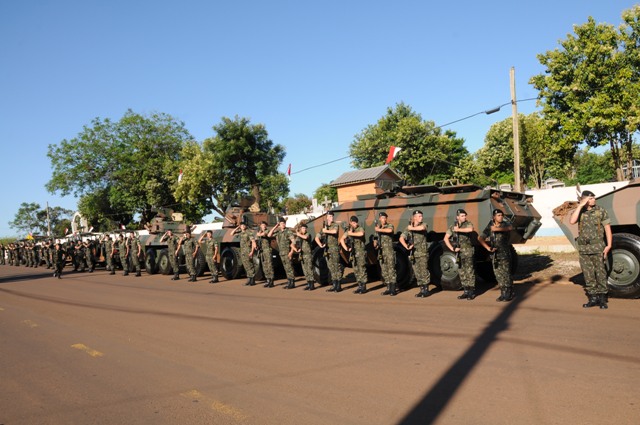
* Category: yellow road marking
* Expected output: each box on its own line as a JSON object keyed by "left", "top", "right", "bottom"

{"left": 71, "top": 343, "right": 104, "bottom": 357}
{"left": 21, "top": 320, "right": 38, "bottom": 328}
{"left": 0, "top": 307, "right": 5, "bottom": 311}
{"left": 180, "top": 389, "right": 248, "bottom": 421}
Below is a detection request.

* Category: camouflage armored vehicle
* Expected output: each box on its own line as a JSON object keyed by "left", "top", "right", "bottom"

{"left": 306, "top": 183, "right": 542, "bottom": 290}
{"left": 553, "top": 180, "right": 640, "bottom": 298}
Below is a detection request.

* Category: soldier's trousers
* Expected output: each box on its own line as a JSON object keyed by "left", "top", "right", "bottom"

{"left": 412, "top": 253, "right": 430, "bottom": 287}
{"left": 241, "top": 252, "right": 255, "bottom": 278}
{"left": 327, "top": 248, "right": 342, "bottom": 282}
{"left": 206, "top": 257, "right": 218, "bottom": 278}
{"left": 261, "top": 249, "right": 274, "bottom": 279}
{"left": 130, "top": 253, "right": 141, "bottom": 273}
{"left": 280, "top": 254, "right": 295, "bottom": 280}
{"left": 493, "top": 253, "right": 512, "bottom": 289}
{"left": 185, "top": 253, "right": 195, "bottom": 277}
{"left": 169, "top": 252, "right": 179, "bottom": 274}
{"left": 86, "top": 254, "right": 94, "bottom": 270}
{"left": 579, "top": 253, "right": 608, "bottom": 295}
{"left": 119, "top": 254, "right": 129, "bottom": 272}
{"left": 106, "top": 254, "right": 113, "bottom": 271}
{"left": 381, "top": 248, "right": 396, "bottom": 284}
{"left": 301, "top": 251, "right": 314, "bottom": 282}
{"left": 353, "top": 248, "right": 367, "bottom": 284}
{"left": 459, "top": 254, "right": 476, "bottom": 289}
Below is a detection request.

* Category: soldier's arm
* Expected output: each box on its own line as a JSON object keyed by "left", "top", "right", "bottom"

{"left": 267, "top": 226, "right": 278, "bottom": 237}
{"left": 399, "top": 233, "right": 409, "bottom": 250}
{"left": 604, "top": 224, "right": 613, "bottom": 256}
{"left": 443, "top": 232, "right": 456, "bottom": 252}
{"left": 456, "top": 224, "right": 474, "bottom": 233}
{"left": 570, "top": 198, "right": 589, "bottom": 225}
{"left": 323, "top": 226, "right": 338, "bottom": 235}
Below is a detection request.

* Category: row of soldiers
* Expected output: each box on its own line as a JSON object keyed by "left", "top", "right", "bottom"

{"left": 1, "top": 211, "right": 515, "bottom": 301}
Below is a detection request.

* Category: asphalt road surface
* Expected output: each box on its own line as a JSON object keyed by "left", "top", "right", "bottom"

{"left": 1, "top": 263, "right": 639, "bottom": 425}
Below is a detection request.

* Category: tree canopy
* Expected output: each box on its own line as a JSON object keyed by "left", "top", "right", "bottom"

{"left": 9, "top": 202, "right": 73, "bottom": 237}
{"left": 530, "top": 6, "right": 640, "bottom": 181}
{"left": 349, "top": 103, "right": 468, "bottom": 185}
{"left": 46, "top": 110, "right": 192, "bottom": 229}
{"left": 174, "top": 116, "right": 288, "bottom": 216}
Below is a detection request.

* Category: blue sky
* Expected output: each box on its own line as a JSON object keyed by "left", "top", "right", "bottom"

{"left": 0, "top": 0, "right": 636, "bottom": 237}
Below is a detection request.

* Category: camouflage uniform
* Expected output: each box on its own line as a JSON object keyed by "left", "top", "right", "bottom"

{"left": 84, "top": 241, "right": 94, "bottom": 272}
{"left": 402, "top": 225, "right": 430, "bottom": 289}
{"left": 350, "top": 225, "right": 367, "bottom": 287}
{"left": 299, "top": 233, "right": 315, "bottom": 287}
{"left": 118, "top": 237, "right": 129, "bottom": 275}
{"left": 0, "top": 243, "right": 4, "bottom": 265}
{"left": 480, "top": 219, "right": 512, "bottom": 292}
{"left": 129, "top": 236, "right": 142, "bottom": 276}
{"left": 104, "top": 237, "right": 114, "bottom": 274}
{"left": 322, "top": 222, "right": 342, "bottom": 284}
{"left": 74, "top": 242, "right": 85, "bottom": 271}
{"left": 378, "top": 223, "right": 396, "bottom": 292}
{"left": 238, "top": 228, "right": 256, "bottom": 281}
{"left": 54, "top": 245, "right": 65, "bottom": 278}
{"left": 446, "top": 221, "right": 476, "bottom": 292}
{"left": 165, "top": 234, "right": 180, "bottom": 279}
{"left": 181, "top": 235, "right": 197, "bottom": 280}
{"left": 576, "top": 205, "right": 610, "bottom": 297}
{"left": 274, "top": 226, "right": 296, "bottom": 285}
{"left": 204, "top": 238, "right": 219, "bottom": 281}
{"left": 257, "top": 229, "right": 274, "bottom": 286}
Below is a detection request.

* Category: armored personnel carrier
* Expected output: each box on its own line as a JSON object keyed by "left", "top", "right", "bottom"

{"left": 306, "top": 183, "right": 542, "bottom": 290}
{"left": 553, "top": 180, "right": 640, "bottom": 298}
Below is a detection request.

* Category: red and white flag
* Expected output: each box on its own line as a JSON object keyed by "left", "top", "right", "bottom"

{"left": 178, "top": 170, "right": 183, "bottom": 182}
{"left": 287, "top": 163, "right": 291, "bottom": 176}
{"left": 120, "top": 224, "right": 126, "bottom": 230}
{"left": 385, "top": 146, "right": 402, "bottom": 164}
{"left": 64, "top": 227, "right": 68, "bottom": 235}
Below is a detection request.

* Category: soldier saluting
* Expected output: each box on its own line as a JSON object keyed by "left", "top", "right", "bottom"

{"left": 478, "top": 209, "right": 514, "bottom": 302}
{"left": 315, "top": 211, "right": 342, "bottom": 292}
{"left": 160, "top": 230, "right": 180, "bottom": 280}
{"left": 570, "top": 190, "right": 612, "bottom": 309}
{"left": 232, "top": 219, "right": 257, "bottom": 286}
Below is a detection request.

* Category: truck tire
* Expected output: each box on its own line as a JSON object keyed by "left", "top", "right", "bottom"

{"left": 312, "top": 247, "right": 330, "bottom": 286}
{"left": 608, "top": 233, "right": 640, "bottom": 298}
{"left": 430, "top": 242, "right": 462, "bottom": 290}
{"left": 194, "top": 249, "right": 206, "bottom": 277}
{"left": 221, "top": 247, "right": 242, "bottom": 280}
{"left": 145, "top": 249, "right": 158, "bottom": 275}
{"left": 156, "top": 249, "right": 172, "bottom": 275}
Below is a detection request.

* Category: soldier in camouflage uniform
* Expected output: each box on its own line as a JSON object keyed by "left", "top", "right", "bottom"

{"left": 256, "top": 221, "right": 275, "bottom": 287}
{"left": 197, "top": 230, "right": 219, "bottom": 284}
{"left": 315, "top": 211, "right": 342, "bottom": 292}
{"left": 129, "top": 232, "right": 142, "bottom": 277}
{"left": 269, "top": 217, "right": 296, "bottom": 289}
{"left": 102, "top": 234, "right": 115, "bottom": 275}
{"left": 53, "top": 242, "right": 65, "bottom": 279}
{"left": 83, "top": 239, "right": 95, "bottom": 273}
{"left": 570, "top": 190, "right": 612, "bottom": 309}
{"left": 177, "top": 230, "right": 197, "bottom": 282}
{"left": 340, "top": 215, "right": 367, "bottom": 294}
{"left": 376, "top": 212, "right": 397, "bottom": 296}
{"left": 160, "top": 230, "right": 180, "bottom": 280}
{"left": 294, "top": 223, "right": 316, "bottom": 290}
{"left": 444, "top": 209, "right": 477, "bottom": 300}
{"left": 400, "top": 210, "right": 431, "bottom": 298}
{"left": 117, "top": 234, "right": 130, "bottom": 276}
{"left": 0, "top": 243, "right": 4, "bottom": 265}
{"left": 233, "top": 221, "right": 257, "bottom": 286}
{"left": 74, "top": 241, "right": 86, "bottom": 272}
{"left": 479, "top": 209, "right": 514, "bottom": 302}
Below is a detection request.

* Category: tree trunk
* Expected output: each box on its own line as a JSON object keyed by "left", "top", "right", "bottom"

{"left": 250, "top": 184, "right": 261, "bottom": 212}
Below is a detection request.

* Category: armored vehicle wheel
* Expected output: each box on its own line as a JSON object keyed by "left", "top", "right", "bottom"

{"left": 430, "top": 242, "right": 462, "bottom": 290}
{"left": 253, "top": 253, "right": 264, "bottom": 281}
{"left": 311, "top": 247, "right": 330, "bottom": 286}
{"left": 194, "top": 249, "right": 206, "bottom": 277}
{"left": 145, "top": 249, "right": 158, "bottom": 275}
{"left": 156, "top": 249, "right": 172, "bottom": 275}
{"left": 221, "top": 247, "right": 243, "bottom": 280}
{"left": 607, "top": 233, "right": 640, "bottom": 298}
{"left": 395, "top": 245, "right": 414, "bottom": 290}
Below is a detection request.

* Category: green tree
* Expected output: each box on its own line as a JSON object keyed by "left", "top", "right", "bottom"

{"left": 349, "top": 103, "right": 468, "bottom": 184}
{"left": 46, "top": 110, "right": 192, "bottom": 226}
{"left": 313, "top": 183, "right": 337, "bottom": 206}
{"left": 175, "top": 116, "right": 288, "bottom": 216}
{"left": 530, "top": 6, "right": 640, "bottom": 181}
{"left": 9, "top": 202, "right": 73, "bottom": 236}
{"left": 284, "top": 193, "right": 312, "bottom": 215}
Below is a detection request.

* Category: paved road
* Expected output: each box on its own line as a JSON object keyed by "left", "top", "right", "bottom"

{"left": 1, "top": 265, "right": 639, "bottom": 425}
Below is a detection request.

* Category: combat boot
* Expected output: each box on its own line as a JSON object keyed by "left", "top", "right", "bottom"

{"left": 389, "top": 283, "right": 397, "bottom": 296}
{"left": 354, "top": 282, "right": 364, "bottom": 294}
{"left": 123, "top": 271, "right": 129, "bottom": 276}
{"left": 415, "top": 286, "right": 431, "bottom": 298}
{"left": 583, "top": 294, "right": 599, "bottom": 308}
{"left": 335, "top": 281, "right": 342, "bottom": 293}
{"left": 306, "top": 281, "right": 315, "bottom": 291}
{"left": 209, "top": 275, "right": 218, "bottom": 284}
{"left": 248, "top": 277, "right": 255, "bottom": 286}
{"left": 171, "top": 273, "right": 180, "bottom": 281}
{"left": 190, "top": 275, "right": 197, "bottom": 282}
{"left": 382, "top": 284, "right": 391, "bottom": 296}
{"left": 466, "top": 288, "right": 476, "bottom": 300}
{"left": 360, "top": 282, "right": 367, "bottom": 294}
{"left": 109, "top": 270, "right": 115, "bottom": 275}
{"left": 135, "top": 271, "right": 141, "bottom": 277}
{"left": 458, "top": 288, "right": 469, "bottom": 299}
{"left": 244, "top": 277, "right": 252, "bottom": 286}
{"left": 599, "top": 294, "right": 608, "bottom": 310}
{"left": 288, "top": 279, "right": 295, "bottom": 289}
{"left": 504, "top": 286, "right": 515, "bottom": 301}
{"left": 327, "top": 281, "right": 338, "bottom": 292}
{"left": 496, "top": 287, "right": 506, "bottom": 302}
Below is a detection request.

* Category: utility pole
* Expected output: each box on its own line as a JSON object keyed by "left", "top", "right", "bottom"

{"left": 510, "top": 67, "right": 521, "bottom": 192}
{"left": 46, "top": 201, "right": 52, "bottom": 237}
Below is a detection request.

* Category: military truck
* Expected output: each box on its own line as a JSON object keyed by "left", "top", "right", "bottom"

{"left": 306, "top": 183, "right": 542, "bottom": 290}
{"left": 553, "top": 180, "right": 640, "bottom": 298}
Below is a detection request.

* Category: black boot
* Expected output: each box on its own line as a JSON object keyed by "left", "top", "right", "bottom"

{"left": 360, "top": 282, "right": 367, "bottom": 294}
{"left": 415, "top": 286, "right": 431, "bottom": 298}
{"left": 599, "top": 293, "right": 608, "bottom": 309}
{"left": 308, "top": 281, "right": 315, "bottom": 291}
{"left": 583, "top": 294, "right": 599, "bottom": 308}
{"left": 109, "top": 270, "right": 115, "bottom": 275}
{"left": 382, "top": 284, "right": 391, "bottom": 296}
{"left": 190, "top": 275, "right": 197, "bottom": 282}
{"left": 354, "top": 283, "right": 362, "bottom": 294}
{"left": 171, "top": 273, "right": 180, "bottom": 281}
{"left": 458, "top": 288, "right": 469, "bottom": 299}
{"left": 503, "top": 286, "right": 515, "bottom": 301}
{"left": 123, "top": 271, "right": 129, "bottom": 276}
{"left": 496, "top": 287, "right": 506, "bottom": 302}
{"left": 209, "top": 275, "right": 218, "bottom": 284}
{"left": 283, "top": 279, "right": 294, "bottom": 289}
{"left": 247, "top": 277, "right": 255, "bottom": 286}
{"left": 265, "top": 279, "right": 274, "bottom": 288}
{"left": 327, "top": 281, "right": 338, "bottom": 292}
{"left": 335, "top": 281, "right": 342, "bottom": 293}
{"left": 467, "top": 287, "right": 476, "bottom": 300}
{"left": 135, "top": 271, "right": 141, "bottom": 277}
{"left": 244, "top": 277, "right": 253, "bottom": 286}
{"left": 389, "top": 283, "right": 397, "bottom": 296}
